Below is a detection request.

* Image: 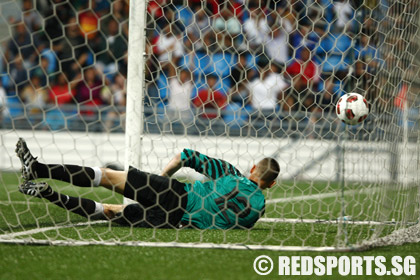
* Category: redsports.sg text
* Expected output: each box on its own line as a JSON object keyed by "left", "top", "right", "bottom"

{"left": 253, "top": 255, "right": 416, "bottom": 276}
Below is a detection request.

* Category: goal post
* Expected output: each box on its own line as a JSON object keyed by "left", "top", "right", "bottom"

{"left": 366, "top": 0, "right": 420, "bottom": 243}
{"left": 123, "top": 0, "right": 147, "bottom": 204}
{"left": 0, "top": 0, "right": 419, "bottom": 252}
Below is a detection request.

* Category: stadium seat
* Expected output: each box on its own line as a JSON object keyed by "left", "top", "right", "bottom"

{"left": 45, "top": 108, "right": 67, "bottom": 131}
{"left": 155, "top": 72, "right": 169, "bottom": 107}
{"left": 218, "top": 76, "right": 231, "bottom": 95}
{"left": 40, "top": 49, "right": 57, "bottom": 73}
{"left": 316, "top": 33, "right": 353, "bottom": 73}
{"left": 334, "top": 33, "right": 352, "bottom": 54}
{"left": 2, "top": 74, "right": 11, "bottom": 90}
{"left": 212, "top": 52, "right": 236, "bottom": 77}
{"left": 196, "top": 52, "right": 214, "bottom": 75}
{"left": 223, "top": 102, "right": 248, "bottom": 128}
{"left": 5, "top": 95, "right": 24, "bottom": 118}
{"left": 175, "top": 5, "right": 194, "bottom": 28}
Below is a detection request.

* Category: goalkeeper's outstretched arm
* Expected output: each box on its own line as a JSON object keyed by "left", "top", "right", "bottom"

{"left": 161, "top": 149, "right": 243, "bottom": 179}
{"left": 161, "top": 152, "right": 182, "bottom": 177}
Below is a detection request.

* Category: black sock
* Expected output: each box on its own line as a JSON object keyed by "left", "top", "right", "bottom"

{"left": 43, "top": 191, "right": 97, "bottom": 218}
{"left": 33, "top": 162, "right": 95, "bottom": 187}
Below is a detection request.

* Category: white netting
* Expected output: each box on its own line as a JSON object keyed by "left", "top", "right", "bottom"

{"left": 0, "top": 0, "right": 419, "bottom": 251}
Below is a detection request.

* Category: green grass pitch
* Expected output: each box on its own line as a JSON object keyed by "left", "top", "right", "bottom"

{"left": 1, "top": 172, "right": 419, "bottom": 279}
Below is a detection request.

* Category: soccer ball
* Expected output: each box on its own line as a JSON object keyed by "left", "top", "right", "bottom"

{"left": 336, "top": 93, "right": 369, "bottom": 125}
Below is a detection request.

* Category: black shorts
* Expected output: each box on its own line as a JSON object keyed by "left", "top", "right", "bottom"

{"left": 115, "top": 166, "right": 188, "bottom": 228}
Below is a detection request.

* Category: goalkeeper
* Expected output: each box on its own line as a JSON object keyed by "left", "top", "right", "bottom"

{"left": 16, "top": 138, "right": 279, "bottom": 229}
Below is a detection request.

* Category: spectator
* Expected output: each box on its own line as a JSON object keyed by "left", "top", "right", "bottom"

{"left": 49, "top": 73, "right": 75, "bottom": 106}
{"left": 165, "top": 60, "right": 194, "bottom": 124}
{"left": 212, "top": 6, "right": 241, "bottom": 50}
{"left": 353, "top": 60, "right": 369, "bottom": 91}
{"left": 225, "top": 0, "right": 245, "bottom": 21}
{"left": 144, "top": 35, "right": 161, "bottom": 107}
{"left": 289, "top": 22, "right": 318, "bottom": 57}
{"left": 189, "top": 0, "right": 219, "bottom": 15}
{"left": 79, "top": 8, "right": 98, "bottom": 39}
{"left": 332, "top": 0, "right": 354, "bottom": 32}
{"left": 97, "top": 18, "right": 128, "bottom": 74}
{"left": 229, "top": 80, "right": 251, "bottom": 109}
{"left": 144, "top": 38, "right": 160, "bottom": 108}
{"left": 274, "top": 1, "right": 296, "bottom": 32}
{"left": 109, "top": 74, "right": 126, "bottom": 107}
{"left": 286, "top": 46, "right": 320, "bottom": 111}
{"left": 229, "top": 52, "right": 254, "bottom": 107}
{"left": 193, "top": 74, "right": 227, "bottom": 119}
{"left": 201, "top": 29, "right": 218, "bottom": 53}
{"left": 103, "top": 73, "right": 126, "bottom": 131}
{"left": 101, "top": 0, "right": 129, "bottom": 36}
{"left": 92, "top": 0, "right": 111, "bottom": 17}
{"left": 306, "top": 74, "right": 341, "bottom": 137}
{"left": 243, "top": 7, "right": 270, "bottom": 52}
{"left": 39, "top": 48, "right": 57, "bottom": 74}
{"left": 109, "top": 0, "right": 129, "bottom": 23}
{"left": 290, "top": 0, "right": 311, "bottom": 26}
{"left": 311, "top": 21, "right": 327, "bottom": 45}
{"left": 87, "top": 29, "right": 108, "bottom": 68}
{"left": 362, "top": 15, "right": 378, "bottom": 36}
{"left": 156, "top": 24, "right": 185, "bottom": 66}
{"left": 30, "top": 57, "right": 51, "bottom": 87}
{"left": 148, "top": 1, "right": 183, "bottom": 32}
{"left": 353, "top": 34, "right": 382, "bottom": 92}
{"left": 264, "top": 22, "right": 290, "bottom": 69}
{"left": 117, "top": 50, "right": 129, "bottom": 78}
{"left": 185, "top": 7, "right": 211, "bottom": 52}
{"left": 355, "top": 34, "right": 382, "bottom": 74}
{"left": 21, "top": 75, "right": 48, "bottom": 114}
{"left": 75, "top": 67, "right": 103, "bottom": 106}
{"left": 22, "top": 0, "right": 43, "bottom": 32}
{"left": 248, "top": 61, "right": 288, "bottom": 112}
{"left": 42, "top": 2, "right": 75, "bottom": 41}
{"left": 314, "top": 75, "right": 340, "bottom": 115}
{"left": 147, "top": 0, "right": 164, "bottom": 24}
{"left": 230, "top": 52, "right": 251, "bottom": 89}
{"left": 6, "top": 21, "right": 42, "bottom": 66}
{"left": 9, "top": 55, "right": 28, "bottom": 91}
{"left": 53, "top": 17, "right": 89, "bottom": 80}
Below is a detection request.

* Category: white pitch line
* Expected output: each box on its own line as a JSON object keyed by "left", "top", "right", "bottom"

{"left": 0, "top": 220, "right": 108, "bottom": 239}
{"left": 266, "top": 187, "right": 380, "bottom": 204}
{"left": 0, "top": 200, "right": 46, "bottom": 206}
{"left": 0, "top": 238, "right": 353, "bottom": 252}
{"left": 258, "top": 218, "right": 412, "bottom": 226}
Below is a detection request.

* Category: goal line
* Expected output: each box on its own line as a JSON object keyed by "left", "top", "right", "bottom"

{"left": 265, "top": 187, "right": 380, "bottom": 204}
{"left": 0, "top": 216, "right": 405, "bottom": 243}
{"left": 0, "top": 237, "right": 354, "bottom": 252}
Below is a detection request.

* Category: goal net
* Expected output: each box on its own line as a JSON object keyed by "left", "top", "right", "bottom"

{"left": 0, "top": 0, "right": 419, "bottom": 251}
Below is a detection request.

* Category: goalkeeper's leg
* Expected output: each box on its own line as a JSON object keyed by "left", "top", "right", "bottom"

{"left": 18, "top": 181, "right": 117, "bottom": 219}
{"left": 15, "top": 138, "right": 127, "bottom": 194}
{"left": 18, "top": 181, "right": 140, "bottom": 225}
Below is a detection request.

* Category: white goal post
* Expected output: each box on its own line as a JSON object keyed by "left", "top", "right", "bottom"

{"left": 123, "top": 0, "right": 147, "bottom": 204}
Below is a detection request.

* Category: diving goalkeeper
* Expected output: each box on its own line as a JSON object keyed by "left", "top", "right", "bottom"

{"left": 16, "top": 138, "right": 279, "bottom": 229}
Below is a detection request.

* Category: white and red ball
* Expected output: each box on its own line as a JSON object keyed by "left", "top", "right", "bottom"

{"left": 336, "top": 93, "right": 369, "bottom": 125}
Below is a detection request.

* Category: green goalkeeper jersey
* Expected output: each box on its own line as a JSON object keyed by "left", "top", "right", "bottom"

{"left": 180, "top": 149, "right": 265, "bottom": 229}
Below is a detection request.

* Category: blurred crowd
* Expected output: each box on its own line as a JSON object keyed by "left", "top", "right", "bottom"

{"left": 0, "top": 0, "right": 384, "bottom": 132}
